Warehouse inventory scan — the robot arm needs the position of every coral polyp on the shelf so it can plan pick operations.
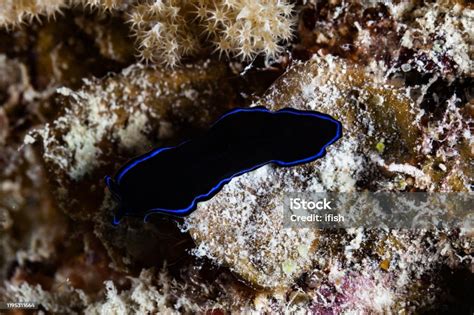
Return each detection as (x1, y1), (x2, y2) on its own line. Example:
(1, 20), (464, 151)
(194, 0), (294, 62)
(0, 0), (128, 28)
(0, 0), (295, 66)
(129, 0), (201, 66)
(129, 0), (295, 66)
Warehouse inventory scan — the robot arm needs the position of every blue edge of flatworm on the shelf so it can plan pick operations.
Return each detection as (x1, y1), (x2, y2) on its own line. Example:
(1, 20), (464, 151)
(106, 107), (343, 225)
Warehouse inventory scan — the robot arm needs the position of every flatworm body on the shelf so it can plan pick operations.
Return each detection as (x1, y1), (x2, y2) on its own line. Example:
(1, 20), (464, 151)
(106, 107), (342, 224)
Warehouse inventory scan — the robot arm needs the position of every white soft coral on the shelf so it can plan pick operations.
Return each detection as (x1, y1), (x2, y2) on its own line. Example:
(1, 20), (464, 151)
(0, 0), (129, 27)
(129, 0), (295, 67)
(196, 0), (294, 62)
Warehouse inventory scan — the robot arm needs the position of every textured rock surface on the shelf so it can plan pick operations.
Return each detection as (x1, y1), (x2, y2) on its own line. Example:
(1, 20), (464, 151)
(185, 55), (472, 311)
(32, 60), (235, 221)
(28, 60), (238, 272)
(187, 56), (424, 289)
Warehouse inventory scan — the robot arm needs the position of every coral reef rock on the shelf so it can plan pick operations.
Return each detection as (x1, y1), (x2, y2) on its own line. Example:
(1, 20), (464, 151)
(186, 55), (471, 289)
(32, 60), (235, 222)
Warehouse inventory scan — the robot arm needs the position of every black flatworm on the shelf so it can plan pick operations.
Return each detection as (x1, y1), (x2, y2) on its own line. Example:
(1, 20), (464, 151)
(106, 107), (342, 224)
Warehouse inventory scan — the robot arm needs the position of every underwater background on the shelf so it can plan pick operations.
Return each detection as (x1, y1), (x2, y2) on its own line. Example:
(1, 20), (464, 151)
(0, 0), (472, 313)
